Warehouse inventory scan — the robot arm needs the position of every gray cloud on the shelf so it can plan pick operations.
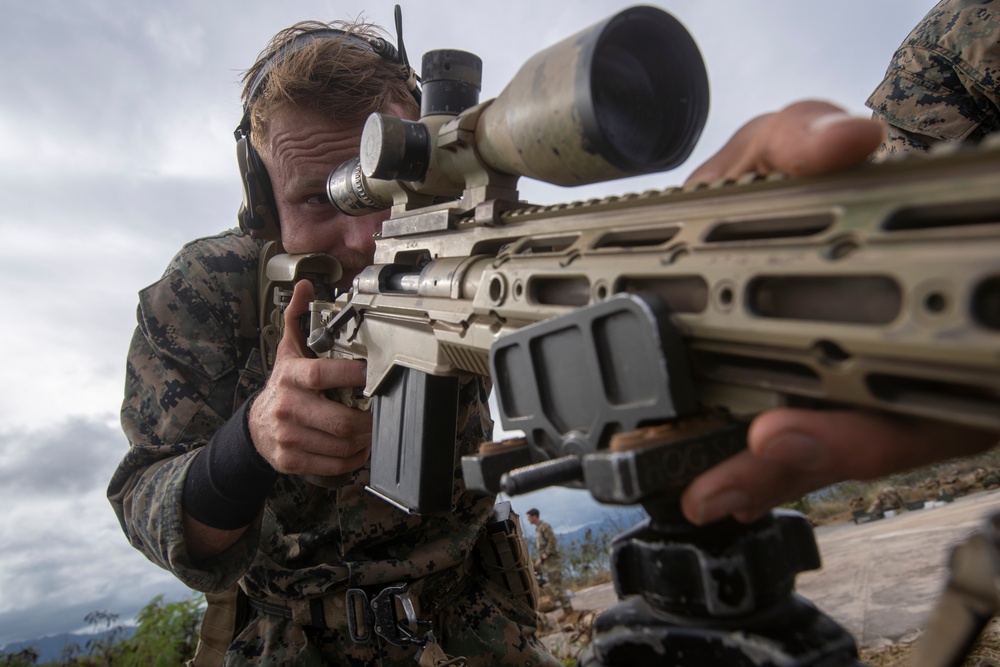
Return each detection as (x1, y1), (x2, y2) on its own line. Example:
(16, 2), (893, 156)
(0, 416), (122, 497)
(0, 415), (193, 646)
(0, 170), (240, 251)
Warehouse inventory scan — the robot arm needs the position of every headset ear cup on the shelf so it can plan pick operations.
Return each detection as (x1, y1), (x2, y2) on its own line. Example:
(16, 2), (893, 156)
(236, 135), (280, 240)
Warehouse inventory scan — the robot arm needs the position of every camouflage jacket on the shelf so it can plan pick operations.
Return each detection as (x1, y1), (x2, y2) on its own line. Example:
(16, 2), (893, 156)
(867, 0), (1000, 158)
(534, 521), (559, 560)
(107, 228), (496, 601)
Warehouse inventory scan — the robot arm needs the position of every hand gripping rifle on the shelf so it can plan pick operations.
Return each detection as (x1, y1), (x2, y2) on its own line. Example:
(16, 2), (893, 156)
(261, 6), (1000, 665)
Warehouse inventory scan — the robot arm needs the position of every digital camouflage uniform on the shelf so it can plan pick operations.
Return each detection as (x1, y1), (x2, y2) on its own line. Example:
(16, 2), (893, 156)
(533, 520), (570, 611)
(867, 0), (1000, 159)
(107, 229), (558, 666)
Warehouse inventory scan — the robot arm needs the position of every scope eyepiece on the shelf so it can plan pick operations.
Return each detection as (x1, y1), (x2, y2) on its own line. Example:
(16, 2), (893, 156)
(326, 157), (384, 216)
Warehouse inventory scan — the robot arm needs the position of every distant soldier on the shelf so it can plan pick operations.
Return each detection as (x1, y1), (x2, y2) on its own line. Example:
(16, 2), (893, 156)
(527, 509), (573, 619)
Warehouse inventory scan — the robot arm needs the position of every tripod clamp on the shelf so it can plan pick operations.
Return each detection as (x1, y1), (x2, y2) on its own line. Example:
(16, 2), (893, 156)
(462, 293), (865, 666)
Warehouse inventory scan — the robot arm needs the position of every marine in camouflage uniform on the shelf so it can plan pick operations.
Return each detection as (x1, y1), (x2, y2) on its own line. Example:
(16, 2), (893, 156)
(867, 0), (1000, 159)
(108, 11), (559, 667)
(526, 510), (571, 615)
(107, 229), (557, 666)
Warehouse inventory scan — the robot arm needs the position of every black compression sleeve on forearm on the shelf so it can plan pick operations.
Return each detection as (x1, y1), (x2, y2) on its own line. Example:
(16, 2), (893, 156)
(182, 393), (278, 530)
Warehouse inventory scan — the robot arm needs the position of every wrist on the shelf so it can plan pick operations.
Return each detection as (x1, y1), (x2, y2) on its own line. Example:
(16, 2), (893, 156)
(182, 391), (278, 530)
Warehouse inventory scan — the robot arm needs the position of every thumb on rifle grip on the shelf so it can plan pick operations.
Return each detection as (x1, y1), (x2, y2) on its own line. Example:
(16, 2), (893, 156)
(277, 280), (316, 359)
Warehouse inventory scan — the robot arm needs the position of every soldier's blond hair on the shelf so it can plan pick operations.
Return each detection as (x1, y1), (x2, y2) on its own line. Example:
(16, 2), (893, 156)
(241, 19), (420, 158)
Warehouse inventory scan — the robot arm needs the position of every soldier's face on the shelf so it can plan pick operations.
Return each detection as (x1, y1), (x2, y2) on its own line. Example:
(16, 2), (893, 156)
(264, 105), (405, 290)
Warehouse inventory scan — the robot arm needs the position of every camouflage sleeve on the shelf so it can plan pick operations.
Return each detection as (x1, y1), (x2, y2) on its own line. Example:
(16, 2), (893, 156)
(107, 231), (264, 593)
(866, 0), (1000, 160)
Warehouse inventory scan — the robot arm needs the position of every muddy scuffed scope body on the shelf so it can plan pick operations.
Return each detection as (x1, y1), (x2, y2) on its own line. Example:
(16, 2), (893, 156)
(326, 5), (710, 217)
(475, 5), (709, 185)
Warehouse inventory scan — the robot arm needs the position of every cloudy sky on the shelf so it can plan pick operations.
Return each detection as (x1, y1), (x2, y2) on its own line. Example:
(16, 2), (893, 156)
(0, 0), (935, 646)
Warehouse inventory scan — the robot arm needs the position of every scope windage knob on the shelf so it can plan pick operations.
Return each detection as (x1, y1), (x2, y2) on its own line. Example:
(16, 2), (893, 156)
(420, 49), (483, 116)
(360, 113), (430, 181)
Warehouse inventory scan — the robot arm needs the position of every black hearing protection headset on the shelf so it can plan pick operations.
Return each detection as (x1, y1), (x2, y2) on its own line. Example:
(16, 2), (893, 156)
(234, 8), (419, 240)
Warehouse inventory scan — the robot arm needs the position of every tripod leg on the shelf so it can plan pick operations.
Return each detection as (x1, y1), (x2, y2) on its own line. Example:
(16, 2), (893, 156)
(580, 511), (863, 667)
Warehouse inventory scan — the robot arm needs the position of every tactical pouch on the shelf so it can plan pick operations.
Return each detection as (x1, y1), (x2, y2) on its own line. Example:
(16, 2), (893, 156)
(188, 585), (250, 667)
(475, 501), (539, 611)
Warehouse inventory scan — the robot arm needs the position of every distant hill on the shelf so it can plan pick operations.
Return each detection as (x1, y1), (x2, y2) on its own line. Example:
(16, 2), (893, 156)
(522, 504), (647, 559)
(557, 507), (646, 545)
(2, 627), (133, 664)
